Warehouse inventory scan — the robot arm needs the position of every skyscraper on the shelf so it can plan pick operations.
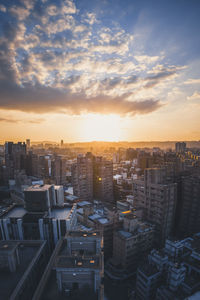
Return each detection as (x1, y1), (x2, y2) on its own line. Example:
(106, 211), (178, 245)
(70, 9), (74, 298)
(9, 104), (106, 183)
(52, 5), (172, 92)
(175, 142), (186, 153)
(51, 156), (66, 185)
(5, 142), (27, 179)
(93, 156), (113, 203)
(72, 154), (114, 203)
(26, 139), (30, 148)
(133, 168), (177, 245)
(177, 174), (200, 238)
(72, 155), (93, 202)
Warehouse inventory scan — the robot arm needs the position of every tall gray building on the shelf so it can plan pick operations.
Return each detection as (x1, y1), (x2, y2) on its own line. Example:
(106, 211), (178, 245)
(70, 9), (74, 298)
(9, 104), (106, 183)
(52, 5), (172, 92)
(51, 156), (66, 185)
(177, 175), (200, 238)
(133, 168), (177, 245)
(72, 155), (93, 202)
(72, 154), (113, 203)
(93, 156), (113, 203)
(175, 142), (186, 153)
(5, 142), (27, 179)
(33, 231), (104, 300)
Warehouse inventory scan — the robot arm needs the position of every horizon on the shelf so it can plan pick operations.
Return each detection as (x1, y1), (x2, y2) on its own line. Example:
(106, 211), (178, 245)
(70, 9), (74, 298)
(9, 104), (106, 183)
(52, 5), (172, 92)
(1, 139), (200, 145)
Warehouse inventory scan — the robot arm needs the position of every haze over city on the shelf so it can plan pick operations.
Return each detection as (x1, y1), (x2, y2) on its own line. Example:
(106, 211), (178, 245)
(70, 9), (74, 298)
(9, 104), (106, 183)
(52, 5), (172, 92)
(0, 0), (200, 142)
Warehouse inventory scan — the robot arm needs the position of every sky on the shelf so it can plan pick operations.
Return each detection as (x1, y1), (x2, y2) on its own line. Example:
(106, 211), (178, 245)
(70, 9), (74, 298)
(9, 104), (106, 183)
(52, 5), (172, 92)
(0, 0), (200, 142)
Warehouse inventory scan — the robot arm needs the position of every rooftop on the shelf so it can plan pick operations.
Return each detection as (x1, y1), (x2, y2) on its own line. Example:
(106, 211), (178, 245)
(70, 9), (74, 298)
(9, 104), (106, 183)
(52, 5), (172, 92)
(2, 205), (26, 219)
(25, 184), (52, 192)
(89, 213), (101, 221)
(65, 194), (79, 201)
(55, 256), (100, 269)
(77, 201), (91, 207)
(66, 231), (101, 238)
(118, 230), (132, 239)
(0, 240), (18, 253)
(0, 240), (45, 300)
(138, 263), (160, 277)
(49, 207), (71, 220)
(97, 218), (109, 225)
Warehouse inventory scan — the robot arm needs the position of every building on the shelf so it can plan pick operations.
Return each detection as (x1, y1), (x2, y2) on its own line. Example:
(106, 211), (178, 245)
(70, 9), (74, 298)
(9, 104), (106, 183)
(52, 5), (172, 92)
(32, 231), (104, 300)
(37, 155), (50, 179)
(24, 184), (56, 213)
(72, 154), (113, 203)
(72, 155), (93, 202)
(76, 201), (121, 259)
(0, 203), (77, 250)
(93, 156), (113, 203)
(54, 185), (64, 206)
(136, 263), (161, 300)
(5, 142), (27, 180)
(137, 151), (154, 171)
(106, 213), (154, 279)
(0, 240), (47, 300)
(177, 175), (200, 238)
(135, 233), (200, 300)
(51, 156), (66, 185)
(133, 168), (177, 245)
(26, 139), (30, 148)
(0, 185), (77, 250)
(175, 142), (186, 153)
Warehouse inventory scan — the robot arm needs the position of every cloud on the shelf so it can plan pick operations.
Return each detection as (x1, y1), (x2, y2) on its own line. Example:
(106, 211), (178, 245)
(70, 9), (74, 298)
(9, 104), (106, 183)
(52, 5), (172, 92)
(0, 118), (18, 123)
(187, 91), (200, 101)
(134, 55), (161, 64)
(0, 5), (6, 12)
(84, 12), (98, 25)
(144, 65), (184, 88)
(0, 77), (162, 116)
(0, 0), (184, 118)
(9, 5), (30, 21)
(184, 78), (200, 85)
(0, 117), (44, 124)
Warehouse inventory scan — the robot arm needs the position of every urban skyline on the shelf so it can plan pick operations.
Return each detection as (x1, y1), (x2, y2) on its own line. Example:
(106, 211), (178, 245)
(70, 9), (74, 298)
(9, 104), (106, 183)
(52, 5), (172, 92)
(0, 0), (200, 142)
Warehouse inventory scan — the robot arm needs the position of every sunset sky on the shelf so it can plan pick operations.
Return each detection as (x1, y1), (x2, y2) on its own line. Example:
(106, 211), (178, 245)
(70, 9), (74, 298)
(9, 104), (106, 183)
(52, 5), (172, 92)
(0, 0), (200, 142)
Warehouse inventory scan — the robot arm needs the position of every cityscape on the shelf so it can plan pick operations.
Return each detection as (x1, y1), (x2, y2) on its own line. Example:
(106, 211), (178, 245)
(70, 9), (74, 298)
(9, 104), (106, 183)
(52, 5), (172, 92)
(0, 0), (200, 300)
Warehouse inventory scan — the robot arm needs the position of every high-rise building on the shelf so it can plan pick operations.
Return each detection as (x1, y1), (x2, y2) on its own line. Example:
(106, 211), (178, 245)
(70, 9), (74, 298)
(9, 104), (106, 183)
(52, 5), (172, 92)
(5, 142), (26, 179)
(72, 154), (113, 203)
(24, 184), (55, 213)
(137, 152), (154, 171)
(60, 139), (63, 147)
(54, 185), (64, 206)
(0, 190), (77, 249)
(177, 175), (200, 238)
(72, 155), (93, 202)
(51, 156), (66, 185)
(175, 142), (186, 153)
(37, 155), (49, 179)
(32, 231), (104, 300)
(26, 139), (30, 148)
(133, 168), (177, 245)
(136, 234), (200, 300)
(0, 240), (48, 300)
(93, 156), (113, 203)
(112, 213), (155, 274)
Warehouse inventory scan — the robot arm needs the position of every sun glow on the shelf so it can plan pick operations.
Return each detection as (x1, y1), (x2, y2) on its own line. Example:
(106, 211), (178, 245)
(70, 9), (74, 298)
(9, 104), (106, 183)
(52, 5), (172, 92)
(80, 114), (122, 141)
